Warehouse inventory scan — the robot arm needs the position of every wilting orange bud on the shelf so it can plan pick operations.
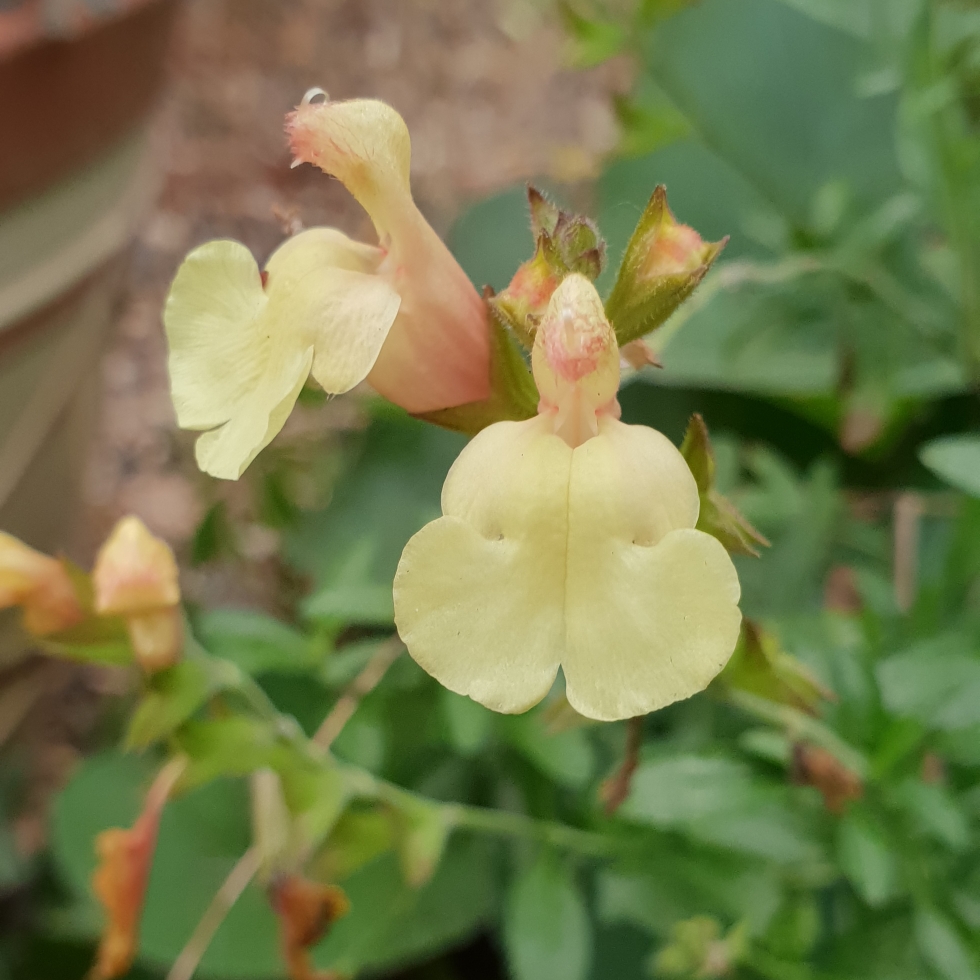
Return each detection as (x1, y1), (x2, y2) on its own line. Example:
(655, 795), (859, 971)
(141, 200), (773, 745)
(792, 743), (863, 814)
(90, 758), (184, 980)
(269, 874), (350, 980)
(0, 532), (83, 636)
(93, 517), (182, 672)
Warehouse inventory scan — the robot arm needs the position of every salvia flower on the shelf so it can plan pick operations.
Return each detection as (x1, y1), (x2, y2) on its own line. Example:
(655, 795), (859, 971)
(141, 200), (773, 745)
(165, 94), (489, 479)
(393, 274), (742, 722)
(92, 517), (182, 673)
(0, 532), (83, 636)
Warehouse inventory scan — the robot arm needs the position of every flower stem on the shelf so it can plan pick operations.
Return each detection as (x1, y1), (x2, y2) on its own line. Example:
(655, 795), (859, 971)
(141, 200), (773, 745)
(166, 847), (261, 980)
(445, 802), (619, 858)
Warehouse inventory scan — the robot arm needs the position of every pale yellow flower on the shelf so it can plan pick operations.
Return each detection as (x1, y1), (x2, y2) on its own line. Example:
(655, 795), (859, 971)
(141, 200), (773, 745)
(0, 532), (83, 636)
(165, 96), (489, 480)
(93, 517), (182, 672)
(393, 275), (742, 721)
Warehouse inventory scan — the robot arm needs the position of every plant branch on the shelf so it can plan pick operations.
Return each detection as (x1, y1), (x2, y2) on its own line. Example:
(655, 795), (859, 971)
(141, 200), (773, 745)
(446, 802), (620, 858)
(312, 636), (404, 751)
(600, 715), (645, 815)
(166, 847), (261, 980)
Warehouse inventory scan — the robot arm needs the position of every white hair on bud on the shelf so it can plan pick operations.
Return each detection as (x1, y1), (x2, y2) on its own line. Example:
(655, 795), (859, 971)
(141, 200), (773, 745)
(301, 87), (329, 105)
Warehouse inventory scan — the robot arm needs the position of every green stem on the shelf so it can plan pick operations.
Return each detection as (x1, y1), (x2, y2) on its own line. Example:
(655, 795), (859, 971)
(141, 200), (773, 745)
(343, 766), (619, 858)
(446, 803), (619, 858)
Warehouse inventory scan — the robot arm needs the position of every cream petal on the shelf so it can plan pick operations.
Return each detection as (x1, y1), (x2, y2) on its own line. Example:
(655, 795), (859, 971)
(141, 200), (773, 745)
(563, 527), (742, 721)
(394, 415), (740, 720)
(165, 239), (267, 430)
(394, 417), (570, 713)
(262, 228), (400, 394)
(165, 229), (400, 479)
(194, 344), (314, 480)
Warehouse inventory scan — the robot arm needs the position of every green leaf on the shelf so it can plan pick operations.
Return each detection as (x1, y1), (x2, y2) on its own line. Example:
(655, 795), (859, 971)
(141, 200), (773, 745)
(392, 796), (451, 888)
(920, 435), (980, 498)
(502, 711), (596, 789)
(621, 754), (819, 863)
(504, 853), (592, 980)
(284, 413), (463, 609)
(125, 658), (222, 750)
(196, 608), (321, 675)
(40, 614), (133, 666)
(620, 755), (756, 825)
(876, 634), (980, 730)
(894, 779), (970, 852)
(681, 414), (769, 557)
(836, 811), (900, 906)
(915, 907), (980, 980)
(440, 688), (493, 756)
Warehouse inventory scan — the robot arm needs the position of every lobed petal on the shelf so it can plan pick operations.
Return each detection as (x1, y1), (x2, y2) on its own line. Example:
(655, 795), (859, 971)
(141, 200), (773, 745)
(165, 230), (399, 480)
(394, 417), (569, 713)
(286, 98), (412, 241)
(394, 416), (741, 721)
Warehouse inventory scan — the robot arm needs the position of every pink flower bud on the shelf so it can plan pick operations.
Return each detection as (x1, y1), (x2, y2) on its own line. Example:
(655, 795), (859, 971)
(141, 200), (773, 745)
(0, 532), (83, 636)
(93, 517), (182, 672)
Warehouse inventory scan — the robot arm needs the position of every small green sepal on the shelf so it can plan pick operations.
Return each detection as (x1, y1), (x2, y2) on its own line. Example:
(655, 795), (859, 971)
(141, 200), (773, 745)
(680, 414), (768, 558)
(489, 186), (606, 346)
(718, 619), (833, 716)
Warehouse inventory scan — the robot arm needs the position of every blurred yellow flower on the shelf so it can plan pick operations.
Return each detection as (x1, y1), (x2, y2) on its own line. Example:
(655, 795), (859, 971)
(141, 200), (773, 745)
(0, 532), (83, 636)
(93, 516), (182, 672)
(165, 95), (489, 480)
(394, 275), (742, 721)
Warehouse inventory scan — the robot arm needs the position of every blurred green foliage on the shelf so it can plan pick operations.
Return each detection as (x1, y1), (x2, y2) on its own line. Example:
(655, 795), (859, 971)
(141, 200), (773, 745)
(6, 1), (980, 979)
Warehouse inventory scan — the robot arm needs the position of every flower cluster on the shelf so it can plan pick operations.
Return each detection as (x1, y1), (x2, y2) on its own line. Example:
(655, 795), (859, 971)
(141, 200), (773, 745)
(162, 92), (748, 721)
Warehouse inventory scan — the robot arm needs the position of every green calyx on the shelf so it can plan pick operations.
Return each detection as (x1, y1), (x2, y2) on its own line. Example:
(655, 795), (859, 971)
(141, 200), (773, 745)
(490, 186), (606, 347)
(606, 185), (726, 347)
(680, 414), (768, 558)
(413, 315), (539, 437)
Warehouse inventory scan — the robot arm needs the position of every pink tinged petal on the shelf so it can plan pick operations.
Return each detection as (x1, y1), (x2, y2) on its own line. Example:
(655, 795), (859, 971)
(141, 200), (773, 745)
(286, 98), (412, 241)
(285, 96), (490, 414)
(367, 217), (491, 413)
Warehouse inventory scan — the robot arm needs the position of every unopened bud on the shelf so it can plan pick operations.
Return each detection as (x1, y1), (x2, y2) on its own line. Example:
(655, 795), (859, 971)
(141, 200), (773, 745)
(532, 274), (620, 447)
(606, 186), (726, 347)
(0, 532), (83, 636)
(490, 187), (605, 344)
(93, 518), (182, 672)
